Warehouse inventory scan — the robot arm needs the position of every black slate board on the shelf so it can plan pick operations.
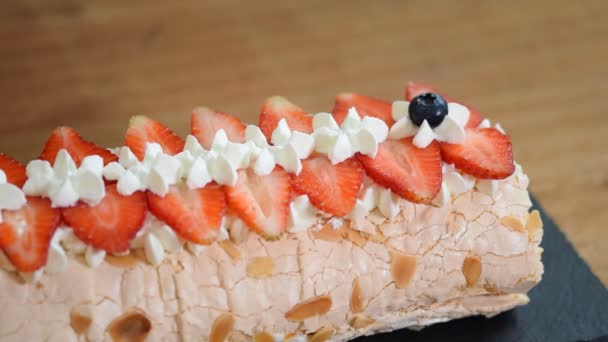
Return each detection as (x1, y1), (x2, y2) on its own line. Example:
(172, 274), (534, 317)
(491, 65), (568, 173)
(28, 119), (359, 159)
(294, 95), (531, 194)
(355, 196), (608, 342)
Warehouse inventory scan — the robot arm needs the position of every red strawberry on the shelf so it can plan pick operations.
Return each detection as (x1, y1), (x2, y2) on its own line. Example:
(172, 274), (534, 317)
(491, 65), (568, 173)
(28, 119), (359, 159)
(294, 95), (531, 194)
(125, 116), (185, 160)
(405, 82), (484, 128)
(440, 128), (514, 179)
(225, 168), (291, 238)
(147, 184), (225, 244)
(0, 153), (27, 187)
(291, 156), (363, 216)
(332, 93), (394, 125)
(61, 184), (147, 253)
(259, 96), (313, 140)
(0, 197), (60, 272)
(40, 127), (118, 166)
(191, 107), (246, 149)
(358, 139), (442, 204)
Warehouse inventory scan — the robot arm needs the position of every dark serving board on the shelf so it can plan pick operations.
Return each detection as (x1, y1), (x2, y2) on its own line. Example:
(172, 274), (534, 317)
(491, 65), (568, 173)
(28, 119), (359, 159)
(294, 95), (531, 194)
(355, 196), (608, 342)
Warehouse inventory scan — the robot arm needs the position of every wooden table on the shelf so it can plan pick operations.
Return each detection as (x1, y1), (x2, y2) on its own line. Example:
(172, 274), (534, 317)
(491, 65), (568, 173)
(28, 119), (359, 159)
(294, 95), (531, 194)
(1, 0), (606, 284)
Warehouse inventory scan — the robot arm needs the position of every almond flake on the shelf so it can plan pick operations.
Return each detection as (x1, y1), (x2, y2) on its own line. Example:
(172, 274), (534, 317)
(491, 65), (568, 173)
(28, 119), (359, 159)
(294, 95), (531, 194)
(350, 277), (365, 313)
(526, 210), (543, 240)
(254, 332), (275, 342)
(247, 257), (274, 279)
(106, 254), (141, 268)
(219, 240), (241, 261)
(209, 313), (234, 342)
(500, 215), (526, 233)
(463, 255), (482, 287)
(70, 308), (91, 335)
(309, 326), (335, 342)
(107, 311), (151, 342)
(349, 314), (375, 329)
(346, 229), (366, 247)
(285, 295), (332, 322)
(389, 250), (417, 288)
(310, 224), (344, 242)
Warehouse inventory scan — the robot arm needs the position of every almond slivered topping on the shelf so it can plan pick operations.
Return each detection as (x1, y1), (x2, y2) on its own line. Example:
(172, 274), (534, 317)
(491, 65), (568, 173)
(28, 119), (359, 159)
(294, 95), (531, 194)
(310, 224), (344, 242)
(309, 326), (335, 342)
(70, 309), (92, 335)
(500, 215), (526, 233)
(247, 257), (274, 279)
(209, 313), (234, 342)
(350, 314), (375, 329)
(254, 332), (275, 342)
(390, 250), (417, 288)
(219, 240), (241, 261)
(350, 277), (365, 313)
(526, 210), (543, 239)
(346, 229), (366, 247)
(107, 311), (151, 342)
(106, 254), (141, 268)
(285, 295), (332, 322)
(463, 255), (482, 287)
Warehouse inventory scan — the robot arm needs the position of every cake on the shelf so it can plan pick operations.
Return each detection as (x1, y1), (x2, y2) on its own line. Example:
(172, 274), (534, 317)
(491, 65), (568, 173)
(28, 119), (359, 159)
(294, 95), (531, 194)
(0, 82), (543, 341)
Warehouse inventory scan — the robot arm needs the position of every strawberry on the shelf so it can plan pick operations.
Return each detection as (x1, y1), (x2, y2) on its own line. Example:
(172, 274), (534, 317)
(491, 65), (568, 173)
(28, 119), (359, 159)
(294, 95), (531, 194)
(405, 82), (484, 128)
(40, 127), (118, 166)
(147, 183), (225, 244)
(259, 96), (313, 140)
(191, 107), (246, 149)
(440, 128), (514, 179)
(0, 153), (27, 187)
(0, 197), (60, 272)
(291, 156), (363, 216)
(358, 139), (442, 204)
(332, 93), (394, 125)
(225, 168), (291, 238)
(61, 184), (147, 253)
(125, 116), (185, 160)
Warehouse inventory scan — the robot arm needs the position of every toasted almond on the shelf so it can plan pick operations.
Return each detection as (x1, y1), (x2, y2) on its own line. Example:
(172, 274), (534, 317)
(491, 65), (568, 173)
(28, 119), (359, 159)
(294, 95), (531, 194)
(500, 215), (526, 233)
(254, 332), (275, 342)
(107, 311), (151, 342)
(310, 224), (344, 242)
(106, 254), (141, 268)
(390, 250), (417, 288)
(346, 229), (366, 247)
(284, 332), (298, 341)
(308, 326), (335, 342)
(247, 257), (274, 279)
(526, 210), (543, 239)
(70, 308), (91, 335)
(483, 283), (499, 294)
(350, 277), (365, 313)
(285, 295), (332, 322)
(349, 314), (375, 329)
(219, 240), (241, 261)
(463, 255), (482, 287)
(209, 313), (234, 342)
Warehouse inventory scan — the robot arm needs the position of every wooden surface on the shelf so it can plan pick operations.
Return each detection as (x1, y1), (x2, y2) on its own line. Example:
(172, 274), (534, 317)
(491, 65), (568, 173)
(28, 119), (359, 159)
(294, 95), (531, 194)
(0, 0), (607, 284)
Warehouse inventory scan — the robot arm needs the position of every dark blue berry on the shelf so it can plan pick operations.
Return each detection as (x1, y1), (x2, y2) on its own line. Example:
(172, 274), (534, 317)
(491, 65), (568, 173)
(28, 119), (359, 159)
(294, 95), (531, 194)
(408, 93), (448, 128)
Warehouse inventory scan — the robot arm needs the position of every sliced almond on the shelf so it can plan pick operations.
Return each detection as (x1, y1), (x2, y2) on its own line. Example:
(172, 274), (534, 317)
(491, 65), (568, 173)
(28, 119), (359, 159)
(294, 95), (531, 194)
(106, 254), (141, 268)
(526, 210), (543, 239)
(349, 314), (375, 329)
(350, 277), (365, 313)
(107, 311), (151, 342)
(346, 229), (366, 247)
(308, 326), (335, 342)
(247, 257), (274, 279)
(254, 332), (275, 342)
(285, 295), (332, 322)
(209, 313), (234, 342)
(219, 240), (241, 261)
(389, 250), (417, 288)
(310, 224), (344, 242)
(463, 255), (482, 287)
(70, 308), (92, 335)
(284, 332), (298, 341)
(500, 215), (526, 233)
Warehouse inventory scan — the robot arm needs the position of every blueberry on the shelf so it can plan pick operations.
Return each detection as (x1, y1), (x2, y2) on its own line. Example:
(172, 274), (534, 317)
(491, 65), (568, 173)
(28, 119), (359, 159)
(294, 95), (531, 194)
(408, 93), (448, 128)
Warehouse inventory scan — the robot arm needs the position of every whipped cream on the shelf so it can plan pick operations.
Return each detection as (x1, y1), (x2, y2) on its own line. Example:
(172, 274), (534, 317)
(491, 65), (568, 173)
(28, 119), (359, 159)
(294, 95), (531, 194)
(432, 164), (477, 207)
(131, 213), (183, 265)
(389, 101), (470, 148)
(479, 118), (506, 134)
(0, 169), (27, 223)
(288, 194), (319, 233)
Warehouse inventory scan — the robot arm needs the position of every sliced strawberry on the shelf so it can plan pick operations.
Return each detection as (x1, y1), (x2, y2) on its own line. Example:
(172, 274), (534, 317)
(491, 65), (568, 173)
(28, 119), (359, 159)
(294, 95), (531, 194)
(0, 154), (27, 187)
(40, 126), (118, 166)
(358, 139), (442, 204)
(191, 107), (246, 149)
(291, 156), (363, 216)
(125, 116), (185, 160)
(225, 168), (290, 238)
(332, 93), (394, 125)
(440, 128), (514, 179)
(0, 197), (60, 272)
(259, 96), (313, 140)
(147, 184), (225, 244)
(61, 184), (147, 253)
(405, 82), (484, 128)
